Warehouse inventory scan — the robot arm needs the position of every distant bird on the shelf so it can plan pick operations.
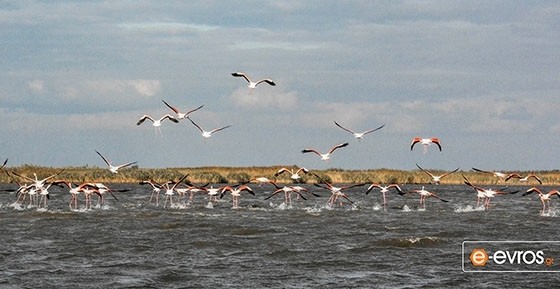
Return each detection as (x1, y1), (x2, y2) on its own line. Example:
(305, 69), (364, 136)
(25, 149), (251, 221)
(334, 121), (385, 140)
(416, 163), (459, 185)
(95, 150), (137, 174)
(301, 142), (349, 161)
(136, 114), (179, 136)
(231, 72), (276, 93)
(274, 167), (309, 183)
(472, 168), (508, 180)
(365, 183), (402, 205)
(523, 187), (560, 214)
(410, 137), (442, 153)
(187, 117), (231, 139)
(250, 177), (274, 185)
(505, 173), (542, 185)
(403, 186), (448, 209)
(220, 184), (255, 209)
(162, 100), (204, 120)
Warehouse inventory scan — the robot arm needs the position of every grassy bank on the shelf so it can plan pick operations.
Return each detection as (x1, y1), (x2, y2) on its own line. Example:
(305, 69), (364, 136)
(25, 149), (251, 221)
(2, 165), (559, 186)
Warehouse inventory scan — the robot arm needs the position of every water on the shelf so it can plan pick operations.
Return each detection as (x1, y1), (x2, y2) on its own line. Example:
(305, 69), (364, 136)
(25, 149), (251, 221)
(1, 184), (559, 288)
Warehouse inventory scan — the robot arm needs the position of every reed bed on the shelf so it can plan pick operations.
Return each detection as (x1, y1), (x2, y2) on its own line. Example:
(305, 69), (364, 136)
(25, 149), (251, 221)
(1, 165), (559, 186)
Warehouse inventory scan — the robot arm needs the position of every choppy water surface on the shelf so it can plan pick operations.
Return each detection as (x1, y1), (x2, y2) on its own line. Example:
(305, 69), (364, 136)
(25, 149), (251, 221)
(1, 183), (559, 288)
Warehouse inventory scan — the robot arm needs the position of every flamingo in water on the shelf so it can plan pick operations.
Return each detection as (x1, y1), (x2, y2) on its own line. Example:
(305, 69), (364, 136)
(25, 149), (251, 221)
(313, 180), (366, 208)
(463, 174), (518, 210)
(220, 185), (255, 209)
(140, 180), (163, 206)
(401, 186), (449, 209)
(523, 187), (560, 214)
(365, 183), (402, 206)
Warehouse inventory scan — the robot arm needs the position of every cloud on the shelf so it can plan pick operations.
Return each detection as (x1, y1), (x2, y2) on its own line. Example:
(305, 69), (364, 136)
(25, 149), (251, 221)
(27, 80), (45, 94)
(118, 22), (219, 34)
(129, 80), (161, 97)
(228, 87), (298, 110)
(228, 41), (324, 51)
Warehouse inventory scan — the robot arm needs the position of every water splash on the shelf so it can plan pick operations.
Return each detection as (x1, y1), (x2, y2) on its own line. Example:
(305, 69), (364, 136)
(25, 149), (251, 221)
(454, 204), (485, 213)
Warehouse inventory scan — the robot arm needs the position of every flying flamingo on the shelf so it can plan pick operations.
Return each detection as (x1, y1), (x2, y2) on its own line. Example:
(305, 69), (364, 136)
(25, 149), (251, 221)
(410, 137), (442, 153)
(187, 117), (231, 139)
(333, 121), (385, 140)
(136, 114), (179, 136)
(523, 187), (560, 214)
(472, 167), (508, 180)
(161, 100), (204, 120)
(416, 163), (459, 185)
(365, 183), (402, 206)
(220, 184), (255, 209)
(302, 142), (349, 161)
(505, 173), (542, 185)
(231, 72), (276, 94)
(274, 167), (309, 183)
(95, 150), (137, 174)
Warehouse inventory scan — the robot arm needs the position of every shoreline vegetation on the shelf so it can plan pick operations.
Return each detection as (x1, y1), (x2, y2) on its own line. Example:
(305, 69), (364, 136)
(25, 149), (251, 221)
(2, 165), (560, 186)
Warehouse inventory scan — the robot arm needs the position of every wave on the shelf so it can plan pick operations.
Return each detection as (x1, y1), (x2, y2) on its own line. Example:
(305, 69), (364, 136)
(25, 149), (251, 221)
(373, 236), (441, 248)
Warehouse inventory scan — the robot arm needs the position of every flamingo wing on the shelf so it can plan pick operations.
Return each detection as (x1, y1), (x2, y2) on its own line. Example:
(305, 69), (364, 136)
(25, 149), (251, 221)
(362, 124), (386, 135)
(256, 79), (276, 86)
(334, 121), (356, 135)
(231, 72), (251, 83)
(329, 142), (349, 154)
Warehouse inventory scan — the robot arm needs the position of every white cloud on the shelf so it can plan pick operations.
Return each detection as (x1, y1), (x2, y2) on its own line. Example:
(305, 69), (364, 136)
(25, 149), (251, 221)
(118, 22), (219, 34)
(27, 80), (45, 94)
(129, 80), (161, 97)
(228, 87), (298, 110)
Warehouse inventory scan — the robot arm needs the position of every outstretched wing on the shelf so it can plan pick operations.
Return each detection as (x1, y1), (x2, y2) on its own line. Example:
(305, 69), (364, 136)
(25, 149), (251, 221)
(362, 124), (386, 135)
(187, 117), (205, 133)
(95, 150), (111, 166)
(231, 72), (251, 83)
(334, 121), (356, 134)
(329, 142), (349, 154)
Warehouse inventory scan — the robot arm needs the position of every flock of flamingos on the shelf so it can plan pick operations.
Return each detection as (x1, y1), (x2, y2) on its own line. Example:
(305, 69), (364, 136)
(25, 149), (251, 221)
(1, 72), (557, 214)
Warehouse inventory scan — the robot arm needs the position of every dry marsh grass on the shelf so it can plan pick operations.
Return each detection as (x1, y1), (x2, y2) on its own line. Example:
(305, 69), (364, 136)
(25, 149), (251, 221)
(2, 165), (559, 186)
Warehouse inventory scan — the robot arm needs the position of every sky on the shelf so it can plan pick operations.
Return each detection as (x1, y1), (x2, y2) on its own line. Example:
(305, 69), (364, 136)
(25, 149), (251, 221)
(1, 0), (559, 171)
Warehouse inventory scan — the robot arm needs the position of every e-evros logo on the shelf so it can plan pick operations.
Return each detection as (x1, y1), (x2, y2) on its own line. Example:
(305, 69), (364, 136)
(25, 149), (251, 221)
(462, 241), (559, 272)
